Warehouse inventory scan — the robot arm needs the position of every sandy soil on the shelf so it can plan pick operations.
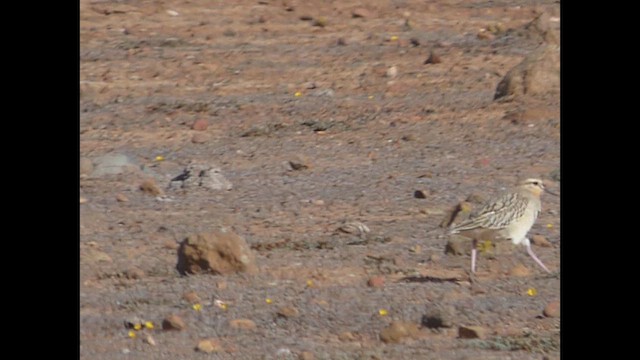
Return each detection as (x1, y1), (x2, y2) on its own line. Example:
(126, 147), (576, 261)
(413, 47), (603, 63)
(80, 0), (560, 359)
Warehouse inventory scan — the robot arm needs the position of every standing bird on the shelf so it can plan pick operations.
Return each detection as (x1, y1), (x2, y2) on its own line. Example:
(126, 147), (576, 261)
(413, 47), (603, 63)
(449, 178), (555, 273)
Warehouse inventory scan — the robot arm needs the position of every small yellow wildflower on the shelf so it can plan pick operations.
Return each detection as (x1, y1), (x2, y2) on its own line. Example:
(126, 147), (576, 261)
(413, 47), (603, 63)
(294, 91), (302, 97)
(193, 303), (202, 311)
(133, 323), (142, 331)
(390, 36), (399, 41)
(155, 155), (164, 161)
(265, 298), (273, 304)
(546, 224), (553, 228)
(477, 240), (493, 254)
(526, 288), (538, 296)
(306, 280), (314, 287)
(379, 309), (388, 316)
(144, 321), (154, 329)
(368, 95), (374, 99)
(128, 330), (136, 338)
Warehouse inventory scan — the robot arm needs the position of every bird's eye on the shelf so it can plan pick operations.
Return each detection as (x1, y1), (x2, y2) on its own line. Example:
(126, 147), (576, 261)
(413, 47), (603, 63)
(532, 181), (539, 185)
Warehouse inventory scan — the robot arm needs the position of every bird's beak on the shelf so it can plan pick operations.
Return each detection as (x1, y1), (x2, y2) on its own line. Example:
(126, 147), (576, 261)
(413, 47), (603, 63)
(544, 188), (559, 196)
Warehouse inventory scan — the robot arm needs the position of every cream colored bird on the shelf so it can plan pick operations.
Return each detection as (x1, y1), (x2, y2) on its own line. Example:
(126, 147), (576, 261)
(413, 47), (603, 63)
(450, 178), (555, 273)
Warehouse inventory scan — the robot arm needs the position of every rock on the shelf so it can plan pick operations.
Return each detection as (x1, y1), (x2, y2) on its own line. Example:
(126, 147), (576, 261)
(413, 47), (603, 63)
(312, 17), (328, 27)
(379, 321), (420, 343)
(162, 315), (186, 331)
(170, 163), (232, 191)
(85, 249), (112, 263)
(414, 190), (429, 199)
(80, 197), (88, 204)
(115, 193), (129, 202)
(543, 301), (560, 318)
(299, 351), (315, 360)
(80, 157), (94, 176)
(424, 51), (441, 64)
(144, 334), (156, 346)
(386, 66), (398, 78)
(191, 133), (209, 144)
(367, 276), (385, 288)
(182, 291), (201, 304)
(140, 179), (164, 196)
(410, 38), (420, 47)
(288, 155), (311, 170)
(531, 234), (552, 247)
(477, 30), (494, 40)
(229, 319), (257, 331)
(177, 229), (258, 275)
(124, 267), (145, 279)
(92, 153), (138, 177)
(277, 306), (300, 318)
(494, 44), (560, 100)
(458, 325), (487, 339)
(351, 8), (371, 18)
(336, 38), (347, 46)
(422, 305), (455, 328)
(196, 339), (222, 353)
(192, 119), (208, 131)
(338, 331), (356, 342)
(509, 264), (531, 277)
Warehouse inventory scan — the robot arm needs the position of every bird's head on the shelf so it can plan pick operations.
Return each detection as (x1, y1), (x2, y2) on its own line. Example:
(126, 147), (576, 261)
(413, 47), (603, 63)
(519, 178), (557, 196)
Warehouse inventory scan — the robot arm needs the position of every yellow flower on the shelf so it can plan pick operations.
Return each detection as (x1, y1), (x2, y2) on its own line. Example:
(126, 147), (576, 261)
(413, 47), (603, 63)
(155, 155), (164, 161)
(390, 36), (399, 41)
(306, 280), (314, 287)
(368, 95), (374, 99)
(128, 330), (136, 338)
(144, 321), (154, 329)
(133, 323), (142, 330)
(294, 91), (302, 97)
(546, 224), (553, 228)
(193, 303), (202, 311)
(526, 288), (537, 296)
(477, 240), (493, 254)
(379, 309), (388, 316)
(265, 298), (273, 304)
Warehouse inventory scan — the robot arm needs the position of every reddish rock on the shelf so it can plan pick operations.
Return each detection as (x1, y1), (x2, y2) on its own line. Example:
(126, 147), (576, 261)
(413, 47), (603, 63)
(509, 264), (531, 277)
(543, 301), (560, 318)
(192, 119), (208, 131)
(531, 234), (552, 247)
(379, 321), (420, 343)
(229, 319), (257, 331)
(351, 8), (371, 18)
(458, 325), (487, 339)
(367, 276), (385, 288)
(177, 229), (258, 275)
(162, 315), (186, 331)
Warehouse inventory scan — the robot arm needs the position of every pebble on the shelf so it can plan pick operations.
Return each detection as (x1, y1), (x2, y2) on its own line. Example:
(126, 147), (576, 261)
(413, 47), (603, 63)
(367, 276), (385, 288)
(338, 331), (356, 342)
(531, 234), (552, 247)
(509, 264), (531, 277)
(140, 179), (164, 196)
(191, 133), (209, 143)
(196, 339), (222, 353)
(414, 190), (429, 199)
(543, 301), (560, 318)
(80, 197), (88, 204)
(458, 325), (487, 339)
(352, 8), (371, 18)
(424, 51), (441, 64)
(277, 306), (300, 318)
(144, 334), (156, 346)
(116, 193), (129, 202)
(229, 319), (257, 331)
(182, 291), (201, 304)
(379, 321), (420, 343)
(124, 267), (145, 279)
(386, 66), (398, 78)
(162, 315), (186, 331)
(192, 119), (208, 131)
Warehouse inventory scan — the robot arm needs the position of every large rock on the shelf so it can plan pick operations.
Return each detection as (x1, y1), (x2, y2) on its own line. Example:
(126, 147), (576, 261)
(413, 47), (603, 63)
(170, 163), (232, 191)
(494, 44), (560, 100)
(91, 153), (139, 177)
(177, 229), (258, 275)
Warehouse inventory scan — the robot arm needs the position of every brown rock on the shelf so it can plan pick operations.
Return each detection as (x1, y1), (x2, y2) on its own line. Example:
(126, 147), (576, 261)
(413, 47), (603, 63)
(338, 331), (356, 342)
(80, 157), (94, 176)
(80, 197), (88, 204)
(192, 119), (208, 131)
(85, 249), (112, 263)
(494, 44), (560, 100)
(312, 17), (328, 27)
(162, 315), (186, 331)
(182, 291), (201, 304)
(509, 264), (531, 277)
(379, 321), (420, 343)
(351, 8), (371, 18)
(277, 306), (300, 318)
(196, 339), (222, 353)
(422, 305), (455, 328)
(414, 190), (429, 199)
(458, 325), (487, 339)
(445, 235), (472, 256)
(177, 229), (258, 275)
(288, 155), (311, 170)
(229, 319), (257, 331)
(386, 66), (398, 78)
(424, 51), (441, 64)
(299, 351), (315, 360)
(543, 301), (560, 318)
(531, 234), (552, 247)
(116, 193), (129, 202)
(367, 276), (385, 288)
(124, 267), (145, 279)
(140, 179), (164, 196)
(191, 133), (209, 144)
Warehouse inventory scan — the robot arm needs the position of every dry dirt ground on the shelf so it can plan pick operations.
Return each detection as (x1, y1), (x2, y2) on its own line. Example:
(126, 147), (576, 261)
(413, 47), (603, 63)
(80, 0), (560, 359)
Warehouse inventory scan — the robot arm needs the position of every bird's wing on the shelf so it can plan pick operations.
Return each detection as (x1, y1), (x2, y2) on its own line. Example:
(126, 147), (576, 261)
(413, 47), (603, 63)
(450, 193), (528, 232)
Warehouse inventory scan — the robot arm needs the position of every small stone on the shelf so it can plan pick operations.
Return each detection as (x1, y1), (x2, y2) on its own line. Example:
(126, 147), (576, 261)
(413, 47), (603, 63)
(338, 331), (356, 342)
(166, 10), (179, 16)
(85, 249), (112, 263)
(429, 253), (441, 262)
(543, 301), (560, 318)
(445, 236), (472, 256)
(422, 305), (455, 328)
(410, 38), (420, 46)
(196, 339), (222, 353)
(477, 30), (495, 40)
(424, 51), (441, 64)
(509, 264), (531, 277)
(230, 319), (257, 331)
(162, 315), (186, 331)
(414, 190), (429, 199)
(80, 197), (88, 204)
(299, 15), (313, 21)
(352, 8), (371, 18)
(336, 38), (347, 46)
(299, 351), (315, 360)
(531, 234), (552, 247)
(116, 193), (129, 202)
(144, 334), (156, 346)
(277, 306), (300, 318)
(458, 325), (487, 339)
(217, 280), (228, 290)
(312, 17), (328, 27)
(191, 133), (209, 143)
(80, 157), (94, 176)
(192, 119), (208, 131)
(289, 155), (311, 170)
(124, 267), (145, 279)
(386, 66), (398, 78)
(367, 276), (385, 288)
(379, 321), (420, 343)
(183, 291), (201, 304)
(140, 179), (164, 196)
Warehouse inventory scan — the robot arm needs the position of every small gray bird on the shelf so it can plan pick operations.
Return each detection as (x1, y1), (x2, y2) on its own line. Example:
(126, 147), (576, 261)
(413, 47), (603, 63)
(450, 178), (555, 273)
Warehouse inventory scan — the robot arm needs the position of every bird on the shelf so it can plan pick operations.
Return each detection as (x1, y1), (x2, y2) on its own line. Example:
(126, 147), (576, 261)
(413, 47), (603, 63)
(449, 178), (555, 274)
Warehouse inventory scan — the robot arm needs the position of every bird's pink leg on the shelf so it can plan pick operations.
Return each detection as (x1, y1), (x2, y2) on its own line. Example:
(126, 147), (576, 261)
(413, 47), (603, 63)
(471, 239), (477, 273)
(526, 241), (551, 273)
